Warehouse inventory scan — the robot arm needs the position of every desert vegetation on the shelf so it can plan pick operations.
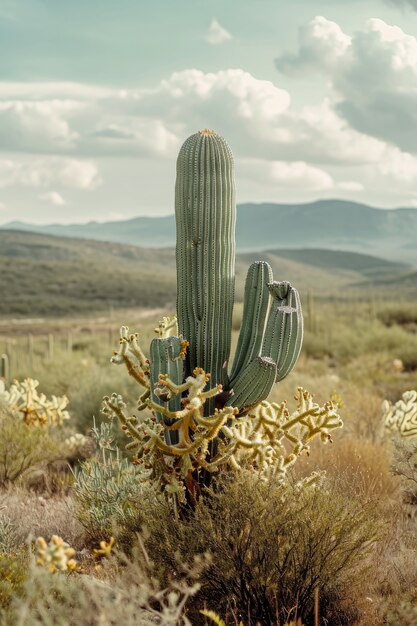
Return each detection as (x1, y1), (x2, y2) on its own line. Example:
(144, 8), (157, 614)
(0, 130), (416, 625)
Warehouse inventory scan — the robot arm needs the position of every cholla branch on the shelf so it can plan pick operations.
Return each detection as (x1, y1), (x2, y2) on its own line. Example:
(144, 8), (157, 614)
(154, 315), (179, 338)
(103, 369), (343, 499)
(218, 387), (343, 482)
(110, 326), (150, 389)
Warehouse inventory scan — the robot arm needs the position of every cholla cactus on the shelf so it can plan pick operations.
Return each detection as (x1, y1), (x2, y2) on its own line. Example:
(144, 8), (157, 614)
(382, 390), (417, 438)
(35, 535), (78, 573)
(0, 378), (70, 426)
(103, 377), (342, 501)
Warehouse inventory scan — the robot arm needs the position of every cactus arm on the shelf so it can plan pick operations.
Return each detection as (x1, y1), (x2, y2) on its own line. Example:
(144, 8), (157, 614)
(149, 336), (184, 445)
(229, 261), (273, 385)
(261, 281), (303, 382)
(226, 356), (277, 412)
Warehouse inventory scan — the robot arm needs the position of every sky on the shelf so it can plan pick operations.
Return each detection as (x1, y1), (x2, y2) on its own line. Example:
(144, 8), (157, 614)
(2, 0), (417, 224)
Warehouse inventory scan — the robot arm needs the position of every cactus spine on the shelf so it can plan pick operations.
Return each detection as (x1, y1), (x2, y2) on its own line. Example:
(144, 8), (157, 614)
(175, 129), (236, 413)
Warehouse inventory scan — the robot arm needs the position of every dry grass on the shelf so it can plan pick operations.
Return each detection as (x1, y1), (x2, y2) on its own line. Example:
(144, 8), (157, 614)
(0, 488), (85, 549)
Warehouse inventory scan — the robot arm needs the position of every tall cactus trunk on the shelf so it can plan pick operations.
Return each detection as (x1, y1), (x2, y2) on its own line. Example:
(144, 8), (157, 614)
(175, 129), (236, 414)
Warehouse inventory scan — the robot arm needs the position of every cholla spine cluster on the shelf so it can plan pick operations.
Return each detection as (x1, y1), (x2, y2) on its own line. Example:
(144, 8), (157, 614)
(35, 535), (78, 573)
(383, 390), (417, 438)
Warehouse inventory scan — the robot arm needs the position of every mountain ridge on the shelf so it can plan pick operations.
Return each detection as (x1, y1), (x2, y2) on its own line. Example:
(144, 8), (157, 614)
(2, 199), (416, 264)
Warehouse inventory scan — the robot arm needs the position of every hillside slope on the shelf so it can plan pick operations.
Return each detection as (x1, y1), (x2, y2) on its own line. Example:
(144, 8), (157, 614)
(0, 231), (412, 317)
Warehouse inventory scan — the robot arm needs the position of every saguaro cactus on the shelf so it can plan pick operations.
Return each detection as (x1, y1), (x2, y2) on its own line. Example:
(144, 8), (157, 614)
(174, 129), (303, 414)
(175, 129), (236, 411)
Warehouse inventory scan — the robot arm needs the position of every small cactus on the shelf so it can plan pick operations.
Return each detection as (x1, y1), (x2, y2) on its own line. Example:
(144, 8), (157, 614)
(0, 378), (70, 426)
(35, 535), (78, 573)
(383, 390), (417, 438)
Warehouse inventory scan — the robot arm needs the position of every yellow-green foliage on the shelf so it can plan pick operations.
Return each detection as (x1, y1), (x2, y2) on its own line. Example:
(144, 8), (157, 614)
(72, 421), (148, 540)
(0, 406), (68, 486)
(0, 379), (88, 486)
(2, 544), (206, 626)
(145, 472), (380, 626)
(0, 513), (18, 553)
(0, 548), (28, 609)
(392, 439), (417, 505)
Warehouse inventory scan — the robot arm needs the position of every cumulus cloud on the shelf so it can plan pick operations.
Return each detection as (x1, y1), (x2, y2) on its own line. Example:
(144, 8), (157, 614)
(337, 181), (364, 191)
(39, 191), (65, 206)
(3, 59), (417, 206)
(0, 157), (101, 189)
(0, 82), (180, 158)
(205, 19), (232, 45)
(0, 100), (80, 152)
(276, 16), (417, 153)
(240, 158), (334, 191)
(275, 16), (351, 74)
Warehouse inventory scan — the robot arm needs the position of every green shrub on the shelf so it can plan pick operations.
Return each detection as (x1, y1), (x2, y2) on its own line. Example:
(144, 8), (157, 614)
(72, 421), (150, 541)
(145, 473), (381, 626)
(0, 405), (68, 487)
(0, 548), (28, 609)
(0, 513), (18, 553)
(391, 439), (417, 505)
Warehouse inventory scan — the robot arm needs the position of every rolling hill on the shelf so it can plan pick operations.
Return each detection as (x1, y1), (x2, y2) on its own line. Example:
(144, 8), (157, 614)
(0, 230), (412, 317)
(2, 199), (417, 264)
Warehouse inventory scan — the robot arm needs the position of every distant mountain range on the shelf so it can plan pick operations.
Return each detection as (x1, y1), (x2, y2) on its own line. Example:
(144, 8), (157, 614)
(2, 199), (417, 264)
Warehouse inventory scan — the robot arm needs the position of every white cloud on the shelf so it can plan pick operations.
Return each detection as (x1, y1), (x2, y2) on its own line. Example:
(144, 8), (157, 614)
(90, 119), (179, 157)
(0, 100), (79, 152)
(337, 181), (364, 191)
(39, 191), (66, 206)
(0, 82), (113, 100)
(3, 59), (417, 208)
(205, 19), (232, 45)
(276, 16), (351, 74)
(0, 157), (101, 189)
(239, 158), (334, 191)
(277, 16), (417, 152)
